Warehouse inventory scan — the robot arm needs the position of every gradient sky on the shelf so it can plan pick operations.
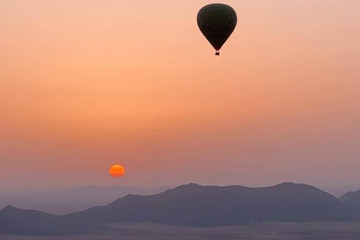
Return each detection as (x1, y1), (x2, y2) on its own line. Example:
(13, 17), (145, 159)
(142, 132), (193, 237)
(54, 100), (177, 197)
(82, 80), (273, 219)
(1, 0), (360, 189)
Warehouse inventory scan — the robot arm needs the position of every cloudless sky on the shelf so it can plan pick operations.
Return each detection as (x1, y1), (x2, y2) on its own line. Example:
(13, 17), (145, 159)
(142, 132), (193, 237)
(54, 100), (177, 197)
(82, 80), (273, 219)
(1, 0), (360, 189)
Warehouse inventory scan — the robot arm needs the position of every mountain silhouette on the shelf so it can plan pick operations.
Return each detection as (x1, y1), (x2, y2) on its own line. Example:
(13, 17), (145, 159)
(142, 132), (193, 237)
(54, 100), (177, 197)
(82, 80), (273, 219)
(339, 190), (360, 213)
(67, 182), (357, 227)
(0, 205), (105, 235)
(1, 182), (359, 234)
(0, 185), (167, 214)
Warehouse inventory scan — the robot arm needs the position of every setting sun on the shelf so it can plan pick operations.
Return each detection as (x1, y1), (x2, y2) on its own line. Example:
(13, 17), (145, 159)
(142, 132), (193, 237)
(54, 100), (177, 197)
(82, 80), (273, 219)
(109, 164), (126, 178)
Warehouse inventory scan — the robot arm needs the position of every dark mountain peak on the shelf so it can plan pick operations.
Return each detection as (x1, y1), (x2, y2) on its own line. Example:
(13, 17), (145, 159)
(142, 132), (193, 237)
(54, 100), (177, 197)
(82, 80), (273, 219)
(116, 193), (141, 201)
(276, 182), (298, 186)
(67, 181), (359, 228)
(170, 182), (322, 196)
(173, 183), (203, 190)
(1, 205), (19, 212)
(174, 182), (316, 191)
(339, 190), (360, 212)
(0, 205), (56, 218)
(157, 183), (205, 195)
(272, 182), (331, 194)
(107, 193), (147, 207)
(274, 182), (312, 188)
(147, 182), (332, 202)
(185, 182), (202, 187)
(106, 184), (206, 207)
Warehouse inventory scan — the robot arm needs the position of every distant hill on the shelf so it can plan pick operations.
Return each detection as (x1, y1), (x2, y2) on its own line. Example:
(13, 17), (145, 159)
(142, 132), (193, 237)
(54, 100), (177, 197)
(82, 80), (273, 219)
(0, 205), (105, 235)
(68, 182), (357, 227)
(1, 182), (359, 234)
(0, 185), (167, 214)
(339, 190), (360, 213)
(318, 185), (360, 197)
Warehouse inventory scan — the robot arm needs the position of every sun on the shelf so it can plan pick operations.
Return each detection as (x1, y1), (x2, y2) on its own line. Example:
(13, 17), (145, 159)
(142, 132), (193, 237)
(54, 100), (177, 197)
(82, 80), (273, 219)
(109, 164), (126, 177)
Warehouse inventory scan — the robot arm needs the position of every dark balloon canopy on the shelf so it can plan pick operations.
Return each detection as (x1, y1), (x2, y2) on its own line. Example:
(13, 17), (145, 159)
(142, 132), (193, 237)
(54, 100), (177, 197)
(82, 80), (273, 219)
(197, 3), (237, 55)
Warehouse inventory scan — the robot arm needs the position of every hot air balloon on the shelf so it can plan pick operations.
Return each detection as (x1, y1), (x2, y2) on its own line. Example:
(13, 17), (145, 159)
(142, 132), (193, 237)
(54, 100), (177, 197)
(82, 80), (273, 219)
(197, 3), (237, 56)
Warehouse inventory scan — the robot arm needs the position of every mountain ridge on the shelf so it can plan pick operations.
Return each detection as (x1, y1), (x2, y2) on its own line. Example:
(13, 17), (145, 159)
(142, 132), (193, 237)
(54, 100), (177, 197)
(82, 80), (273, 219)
(1, 182), (360, 234)
(0, 185), (168, 214)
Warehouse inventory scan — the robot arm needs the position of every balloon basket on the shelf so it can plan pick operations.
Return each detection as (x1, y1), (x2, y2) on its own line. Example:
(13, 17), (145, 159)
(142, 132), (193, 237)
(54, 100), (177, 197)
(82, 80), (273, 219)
(215, 51), (220, 56)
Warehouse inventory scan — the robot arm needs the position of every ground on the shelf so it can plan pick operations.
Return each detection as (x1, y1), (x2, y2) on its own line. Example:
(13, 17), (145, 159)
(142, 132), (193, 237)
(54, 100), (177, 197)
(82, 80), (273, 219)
(3, 222), (360, 240)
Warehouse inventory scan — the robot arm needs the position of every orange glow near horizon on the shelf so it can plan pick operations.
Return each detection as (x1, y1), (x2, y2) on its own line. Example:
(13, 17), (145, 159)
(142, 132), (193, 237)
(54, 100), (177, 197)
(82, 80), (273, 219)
(1, 0), (360, 189)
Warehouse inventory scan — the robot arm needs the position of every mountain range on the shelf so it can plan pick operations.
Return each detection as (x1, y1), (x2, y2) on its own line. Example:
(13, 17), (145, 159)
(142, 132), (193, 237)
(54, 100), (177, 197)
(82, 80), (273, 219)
(0, 185), (167, 214)
(1, 182), (360, 235)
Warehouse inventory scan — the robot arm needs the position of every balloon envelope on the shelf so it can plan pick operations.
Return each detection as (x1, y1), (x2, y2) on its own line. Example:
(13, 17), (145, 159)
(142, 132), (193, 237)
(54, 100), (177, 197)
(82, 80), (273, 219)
(197, 3), (237, 54)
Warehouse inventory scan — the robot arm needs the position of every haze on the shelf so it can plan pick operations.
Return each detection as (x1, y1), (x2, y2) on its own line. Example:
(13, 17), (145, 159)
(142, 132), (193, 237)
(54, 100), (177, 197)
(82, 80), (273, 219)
(1, 0), (360, 189)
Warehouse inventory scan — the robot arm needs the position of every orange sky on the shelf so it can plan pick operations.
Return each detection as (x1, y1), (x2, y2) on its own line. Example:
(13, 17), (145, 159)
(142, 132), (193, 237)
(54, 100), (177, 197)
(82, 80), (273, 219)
(1, 0), (360, 189)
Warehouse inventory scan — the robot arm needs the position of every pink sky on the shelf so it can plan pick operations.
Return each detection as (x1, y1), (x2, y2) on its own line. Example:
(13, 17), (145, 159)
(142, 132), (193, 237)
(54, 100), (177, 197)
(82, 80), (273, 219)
(1, 0), (360, 189)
